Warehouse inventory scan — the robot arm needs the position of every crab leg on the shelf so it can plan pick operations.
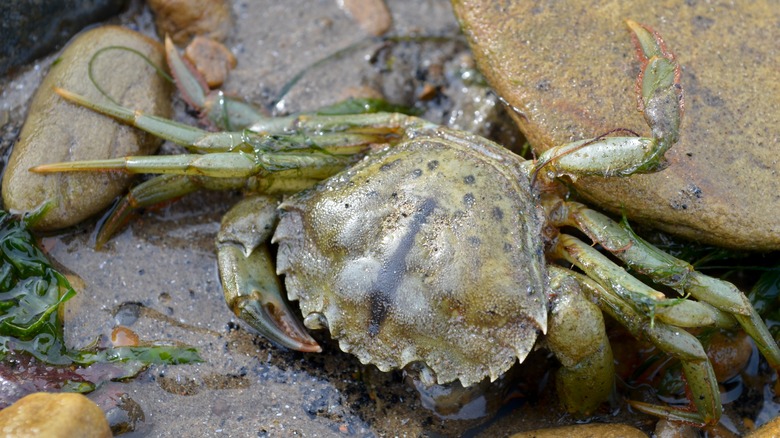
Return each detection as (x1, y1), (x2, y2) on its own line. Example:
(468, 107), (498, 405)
(96, 174), (204, 248)
(31, 89), (439, 243)
(560, 267), (721, 425)
(216, 195), (320, 352)
(82, 162), (358, 248)
(546, 266), (614, 416)
(43, 88), (405, 157)
(33, 148), (351, 179)
(551, 232), (739, 335)
(164, 36), (265, 131)
(534, 20), (682, 181)
(550, 199), (780, 369)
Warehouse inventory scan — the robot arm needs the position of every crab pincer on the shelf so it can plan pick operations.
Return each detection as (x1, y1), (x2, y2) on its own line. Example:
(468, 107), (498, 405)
(217, 195), (321, 352)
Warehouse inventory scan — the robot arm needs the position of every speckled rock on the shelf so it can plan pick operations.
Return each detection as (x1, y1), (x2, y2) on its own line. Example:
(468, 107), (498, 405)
(0, 392), (112, 438)
(1, 26), (172, 229)
(453, 0), (780, 250)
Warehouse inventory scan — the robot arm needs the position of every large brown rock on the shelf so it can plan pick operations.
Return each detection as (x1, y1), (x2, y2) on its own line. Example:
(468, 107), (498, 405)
(453, 0), (780, 250)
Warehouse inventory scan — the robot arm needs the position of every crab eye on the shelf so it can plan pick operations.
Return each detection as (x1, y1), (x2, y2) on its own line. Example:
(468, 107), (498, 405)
(303, 312), (328, 330)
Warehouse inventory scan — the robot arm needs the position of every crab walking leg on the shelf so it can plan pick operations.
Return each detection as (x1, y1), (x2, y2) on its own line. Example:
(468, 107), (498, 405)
(562, 268), (721, 425)
(164, 36), (265, 131)
(48, 88), (434, 155)
(33, 149), (352, 179)
(550, 234), (668, 319)
(89, 156), (356, 246)
(625, 19), (682, 150)
(549, 233), (725, 328)
(534, 20), (682, 181)
(550, 199), (780, 369)
(90, 168), (332, 247)
(96, 174), (204, 248)
(546, 266), (614, 416)
(216, 195), (320, 352)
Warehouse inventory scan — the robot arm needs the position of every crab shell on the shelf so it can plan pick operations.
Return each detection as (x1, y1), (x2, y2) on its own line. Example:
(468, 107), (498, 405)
(274, 129), (548, 386)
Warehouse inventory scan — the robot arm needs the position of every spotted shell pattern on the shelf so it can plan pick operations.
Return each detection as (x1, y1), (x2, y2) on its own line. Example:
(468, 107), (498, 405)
(274, 129), (548, 386)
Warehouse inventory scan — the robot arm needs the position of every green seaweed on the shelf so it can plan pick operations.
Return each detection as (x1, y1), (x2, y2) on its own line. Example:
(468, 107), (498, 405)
(0, 204), (201, 394)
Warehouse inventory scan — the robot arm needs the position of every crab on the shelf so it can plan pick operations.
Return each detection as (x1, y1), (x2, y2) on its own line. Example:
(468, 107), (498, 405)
(31, 21), (780, 426)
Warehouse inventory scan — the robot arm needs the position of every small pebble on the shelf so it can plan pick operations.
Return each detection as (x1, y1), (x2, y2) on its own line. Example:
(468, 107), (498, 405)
(0, 392), (112, 438)
(706, 330), (752, 382)
(337, 0), (392, 36)
(147, 0), (233, 44)
(184, 36), (237, 88)
(111, 325), (140, 347)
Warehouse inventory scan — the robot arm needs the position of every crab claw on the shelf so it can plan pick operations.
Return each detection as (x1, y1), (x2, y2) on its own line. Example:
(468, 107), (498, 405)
(165, 36), (266, 131)
(626, 19), (683, 150)
(217, 195), (321, 352)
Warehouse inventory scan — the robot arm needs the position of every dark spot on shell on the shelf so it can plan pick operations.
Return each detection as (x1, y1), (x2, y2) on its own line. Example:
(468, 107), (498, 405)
(344, 203), (350, 209)
(427, 160), (439, 171)
(504, 242), (513, 252)
(380, 159), (399, 172)
(468, 236), (481, 246)
(463, 193), (475, 208)
(463, 175), (475, 184)
(492, 206), (504, 221)
(411, 168), (423, 178)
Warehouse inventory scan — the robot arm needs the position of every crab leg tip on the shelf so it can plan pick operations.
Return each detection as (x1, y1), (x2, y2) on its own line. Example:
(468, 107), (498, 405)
(29, 162), (78, 173)
(164, 34), (174, 50)
(165, 34), (209, 111)
(297, 341), (322, 354)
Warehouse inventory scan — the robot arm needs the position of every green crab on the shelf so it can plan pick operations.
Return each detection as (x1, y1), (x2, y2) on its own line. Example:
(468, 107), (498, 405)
(32, 21), (779, 425)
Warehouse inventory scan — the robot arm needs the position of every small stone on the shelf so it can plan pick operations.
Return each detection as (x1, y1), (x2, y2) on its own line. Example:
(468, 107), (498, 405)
(0, 392), (112, 438)
(147, 0), (233, 45)
(338, 0), (392, 36)
(706, 330), (752, 382)
(654, 418), (698, 438)
(184, 36), (237, 88)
